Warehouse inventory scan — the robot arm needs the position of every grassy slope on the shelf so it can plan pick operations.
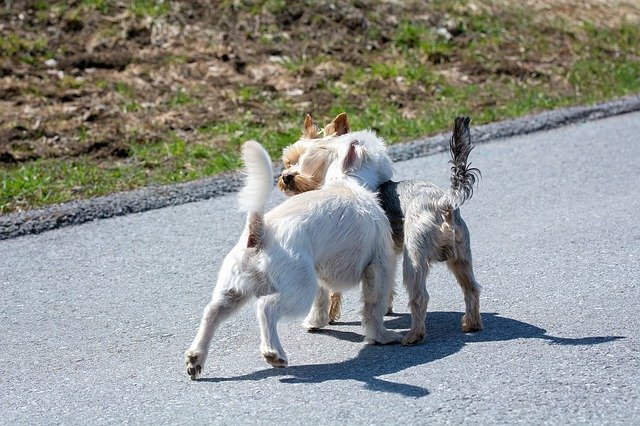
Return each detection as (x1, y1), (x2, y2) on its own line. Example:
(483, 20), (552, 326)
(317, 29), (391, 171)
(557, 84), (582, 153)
(1, 0), (639, 213)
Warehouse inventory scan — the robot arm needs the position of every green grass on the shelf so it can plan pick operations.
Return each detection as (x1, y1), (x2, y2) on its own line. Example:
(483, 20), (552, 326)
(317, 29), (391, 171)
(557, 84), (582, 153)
(0, 119), (306, 212)
(1, 2), (640, 214)
(114, 82), (135, 97)
(165, 54), (188, 64)
(121, 101), (142, 113)
(34, 0), (47, 11)
(1, 138), (237, 213)
(568, 23), (640, 101)
(2, 160), (129, 212)
(168, 89), (194, 107)
(128, 0), (170, 18)
(128, 135), (241, 179)
(0, 34), (50, 64)
(113, 82), (142, 112)
(82, 0), (111, 13)
(197, 114), (301, 159)
(58, 75), (85, 90)
(224, 0), (287, 14)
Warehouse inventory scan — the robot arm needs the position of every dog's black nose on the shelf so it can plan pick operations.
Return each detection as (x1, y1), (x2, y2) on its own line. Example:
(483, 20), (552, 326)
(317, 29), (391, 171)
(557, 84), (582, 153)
(283, 174), (294, 185)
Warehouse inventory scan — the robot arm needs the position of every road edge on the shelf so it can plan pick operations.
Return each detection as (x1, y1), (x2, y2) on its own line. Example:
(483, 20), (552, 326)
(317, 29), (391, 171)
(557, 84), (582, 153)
(2, 93), (640, 240)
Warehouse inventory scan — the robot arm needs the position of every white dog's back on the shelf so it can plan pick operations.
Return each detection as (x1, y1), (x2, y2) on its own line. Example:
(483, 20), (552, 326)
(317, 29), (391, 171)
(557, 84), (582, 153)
(238, 139), (393, 292)
(265, 182), (392, 291)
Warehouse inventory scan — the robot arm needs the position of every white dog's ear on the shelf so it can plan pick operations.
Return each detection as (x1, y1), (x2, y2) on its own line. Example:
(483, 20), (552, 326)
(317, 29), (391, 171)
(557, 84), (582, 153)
(302, 114), (319, 139)
(342, 140), (363, 172)
(324, 112), (350, 137)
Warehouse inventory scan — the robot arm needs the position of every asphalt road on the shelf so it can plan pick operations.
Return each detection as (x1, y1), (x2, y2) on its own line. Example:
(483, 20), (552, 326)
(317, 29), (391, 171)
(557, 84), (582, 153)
(1, 112), (639, 424)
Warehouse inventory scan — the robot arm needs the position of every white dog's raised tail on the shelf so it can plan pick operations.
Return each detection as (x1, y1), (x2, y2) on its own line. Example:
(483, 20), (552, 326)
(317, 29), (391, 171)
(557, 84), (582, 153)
(238, 140), (273, 213)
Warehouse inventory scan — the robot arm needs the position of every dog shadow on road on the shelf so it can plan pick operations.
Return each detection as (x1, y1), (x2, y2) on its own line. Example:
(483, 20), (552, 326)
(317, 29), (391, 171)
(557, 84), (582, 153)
(200, 311), (623, 398)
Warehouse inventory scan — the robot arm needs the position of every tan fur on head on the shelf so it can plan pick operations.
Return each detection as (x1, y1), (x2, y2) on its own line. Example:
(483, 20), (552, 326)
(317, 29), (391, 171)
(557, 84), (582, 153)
(280, 112), (360, 195)
(277, 172), (324, 194)
(280, 111), (396, 196)
(303, 114), (319, 139)
(282, 141), (304, 169)
(300, 112), (349, 140)
(279, 140), (335, 194)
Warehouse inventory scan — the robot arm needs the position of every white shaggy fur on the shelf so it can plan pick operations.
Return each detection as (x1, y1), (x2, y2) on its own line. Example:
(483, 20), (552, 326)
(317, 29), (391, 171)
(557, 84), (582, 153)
(184, 140), (401, 380)
(323, 130), (393, 191)
(238, 140), (273, 212)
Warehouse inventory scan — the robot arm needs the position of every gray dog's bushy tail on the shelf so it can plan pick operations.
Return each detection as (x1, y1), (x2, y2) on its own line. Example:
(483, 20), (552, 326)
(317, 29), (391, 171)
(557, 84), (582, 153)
(443, 116), (481, 210)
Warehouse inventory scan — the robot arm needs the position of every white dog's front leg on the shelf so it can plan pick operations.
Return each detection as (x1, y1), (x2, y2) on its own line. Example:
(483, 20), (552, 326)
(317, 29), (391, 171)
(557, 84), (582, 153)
(302, 285), (330, 331)
(361, 263), (403, 345)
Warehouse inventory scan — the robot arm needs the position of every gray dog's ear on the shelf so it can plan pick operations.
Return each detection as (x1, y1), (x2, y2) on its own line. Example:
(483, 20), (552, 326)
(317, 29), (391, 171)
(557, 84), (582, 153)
(323, 112), (350, 137)
(302, 114), (319, 139)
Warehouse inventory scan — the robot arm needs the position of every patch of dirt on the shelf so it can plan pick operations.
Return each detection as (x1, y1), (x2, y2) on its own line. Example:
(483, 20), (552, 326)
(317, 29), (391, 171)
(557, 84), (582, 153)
(0, 0), (638, 165)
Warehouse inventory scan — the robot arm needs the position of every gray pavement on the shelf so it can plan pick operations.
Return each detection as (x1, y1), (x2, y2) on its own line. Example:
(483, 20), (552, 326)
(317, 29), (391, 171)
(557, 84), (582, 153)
(1, 112), (639, 424)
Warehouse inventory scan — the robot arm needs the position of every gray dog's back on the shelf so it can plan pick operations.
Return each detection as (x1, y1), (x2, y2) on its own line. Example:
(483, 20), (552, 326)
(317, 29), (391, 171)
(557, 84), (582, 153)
(379, 179), (470, 253)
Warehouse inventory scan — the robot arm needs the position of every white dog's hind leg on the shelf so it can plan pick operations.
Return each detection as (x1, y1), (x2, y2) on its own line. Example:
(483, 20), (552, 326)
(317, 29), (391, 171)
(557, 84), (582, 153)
(258, 263), (318, 367)
(302, 285), (331, 331)
(256, 295), (289, 367)
(185, 288), (250, 380)
(361, 263), (403, 345)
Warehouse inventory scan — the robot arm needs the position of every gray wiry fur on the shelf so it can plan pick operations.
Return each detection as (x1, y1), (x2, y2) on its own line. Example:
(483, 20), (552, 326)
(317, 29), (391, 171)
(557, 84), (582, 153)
(377, 178), (484, 344)
(447, 116), (481, 210)
(374, 116), (483, 344)
(380, 116), (480, 250)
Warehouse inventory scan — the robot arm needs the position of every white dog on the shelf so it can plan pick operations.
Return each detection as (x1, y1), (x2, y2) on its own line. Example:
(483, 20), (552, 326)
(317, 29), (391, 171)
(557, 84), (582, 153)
(184, 139), (402, 380)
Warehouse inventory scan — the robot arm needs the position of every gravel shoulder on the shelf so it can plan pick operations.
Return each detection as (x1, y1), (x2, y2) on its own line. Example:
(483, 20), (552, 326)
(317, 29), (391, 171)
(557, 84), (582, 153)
(2, 93), (639, 240)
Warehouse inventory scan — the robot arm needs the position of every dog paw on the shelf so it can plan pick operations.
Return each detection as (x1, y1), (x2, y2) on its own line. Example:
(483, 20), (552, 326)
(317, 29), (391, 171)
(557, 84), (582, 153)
(302, 315), (329, 331)
(262, 351), (288, 368)
(303, 322), (328, 332)
(185, 349), (205, 380)
(461, 314), (484, 333)
(365, 329), (403, 345)
(401, 330), (425, 346)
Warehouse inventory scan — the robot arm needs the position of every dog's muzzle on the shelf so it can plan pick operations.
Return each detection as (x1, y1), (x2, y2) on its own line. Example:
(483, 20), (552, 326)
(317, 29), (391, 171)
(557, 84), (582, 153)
(277, 173), (298, 193)
(282, 173), (295, 187)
